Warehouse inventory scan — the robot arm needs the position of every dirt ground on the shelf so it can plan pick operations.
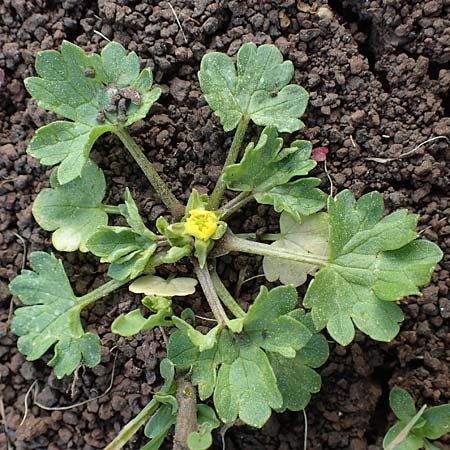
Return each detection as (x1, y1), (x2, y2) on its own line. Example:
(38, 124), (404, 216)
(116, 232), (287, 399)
(1, 0), (449, 449)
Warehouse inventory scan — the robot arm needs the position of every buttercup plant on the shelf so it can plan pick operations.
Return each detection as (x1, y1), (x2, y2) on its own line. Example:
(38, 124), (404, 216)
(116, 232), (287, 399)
(8, 41), (444, 449)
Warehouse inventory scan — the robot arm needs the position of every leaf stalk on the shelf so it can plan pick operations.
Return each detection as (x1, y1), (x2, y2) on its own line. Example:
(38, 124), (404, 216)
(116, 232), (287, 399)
(193, 262), (229, 325)
(115, 127), (185, 219)
(104, 399), (159, 450)
(210, 269), (245, 318)
(78, 279), (128, 309)
(218, 233), (328, 267)
(208, 116), (250, 210)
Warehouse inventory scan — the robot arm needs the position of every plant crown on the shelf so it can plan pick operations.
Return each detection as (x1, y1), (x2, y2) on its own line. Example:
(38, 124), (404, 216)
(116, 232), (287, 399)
(8, 41), (444, 449)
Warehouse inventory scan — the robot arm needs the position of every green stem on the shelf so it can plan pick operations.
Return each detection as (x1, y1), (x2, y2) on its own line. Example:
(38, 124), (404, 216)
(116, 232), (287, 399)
(102, 204), (122, 214)
(210, 270), (245, 318)
(209, 116), (250, 210)
(115, 127), (185, 219)
(218, 233), (328, 267)
(193, 262), (229, 325)
(220, 193), (254, 220)
(235, 233), (282, 241)
(104, 399), (159, 450)
(78, 279), (128, 309)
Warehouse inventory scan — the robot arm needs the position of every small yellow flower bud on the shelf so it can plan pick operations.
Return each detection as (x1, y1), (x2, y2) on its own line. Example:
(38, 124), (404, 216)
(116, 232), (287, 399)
(185, 209), (218, 241)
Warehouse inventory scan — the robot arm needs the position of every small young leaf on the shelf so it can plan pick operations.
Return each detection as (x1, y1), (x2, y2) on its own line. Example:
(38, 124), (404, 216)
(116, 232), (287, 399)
(9, 252), (101, 378)
(422, 404), (450, 439)
(390, 387), (417, 422)
(172, 318), (220, 352)
(111, 296), (173, 337)
(383, 422), (424, 450)
(25, 41), (161, 184)
(214, 345), (282, 427)
(119, 188), (156, 239)
(130, 275), (198, 297)
(224, 127), (316, 195)
(33, 160), (108, 252)
(86, 225), (157, 281)
(143, 404), (176, 450)
(304, 190), (443, 345)
(263, 212), (329, 287)
(199, 42), (308, 132)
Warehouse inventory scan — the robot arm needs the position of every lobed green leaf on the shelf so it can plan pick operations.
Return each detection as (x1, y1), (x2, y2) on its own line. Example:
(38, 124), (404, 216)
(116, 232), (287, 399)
(25, 41), (161, 184)
(304, 190), (443, 345)
(9, 252), (101, 378)
(32, 160), (108, 252)
(199, 42), (308, 132)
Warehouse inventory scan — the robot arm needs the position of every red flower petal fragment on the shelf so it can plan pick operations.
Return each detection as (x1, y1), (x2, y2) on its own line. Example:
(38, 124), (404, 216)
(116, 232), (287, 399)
(311, 146), (329, 162)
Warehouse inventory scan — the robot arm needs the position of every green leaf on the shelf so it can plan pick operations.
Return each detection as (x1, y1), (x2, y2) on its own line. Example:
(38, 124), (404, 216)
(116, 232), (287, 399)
(304, 190), (443, 345)
(167, 330), (199, 369)
(172, 318), (220, 352)
(119, 188), (156, 239)
(25, 41), (161, 183)
(390, 387), (417, 422)
(214, 344), (282, 427)
(86, 225), (157, 281)
(422, 404), (450, 439)
(268, 312), (328, 412)
(130, 275), (198, 297)
(383, 422), (424, 450)
(191, 329), (238, 400)
(199, 42), (308, 132)
(224, 127), (316, 194)
(243, 285), (313, 358)
(9, 252), (101, 378)
(143, 404), (176, 450)
(27, 121), (113, 185)
(188, 404), (220, 450)
(263, 212), (329, 287)
(255, 177), (327, 222)
(32, 160), (108, 252)
(111, 296), (173, 337)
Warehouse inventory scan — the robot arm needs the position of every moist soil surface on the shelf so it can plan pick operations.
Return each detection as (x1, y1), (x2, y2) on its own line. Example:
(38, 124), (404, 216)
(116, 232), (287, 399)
(1, 1), (450, 449)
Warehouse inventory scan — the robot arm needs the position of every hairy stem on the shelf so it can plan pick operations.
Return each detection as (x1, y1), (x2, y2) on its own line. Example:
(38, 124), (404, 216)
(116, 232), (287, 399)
(104, 399), (159, 450)
(210, 270), (245, 318)
(209, 116), (250, 210)
(173, 372), (198, 450)
(193, 262), (229, 325)
(218, 233), (328, 267)
(102, 204), (122, 214)
(115, 127), (184, 219)
(78, 279), (128, 309)
(220, 192), (254, 220)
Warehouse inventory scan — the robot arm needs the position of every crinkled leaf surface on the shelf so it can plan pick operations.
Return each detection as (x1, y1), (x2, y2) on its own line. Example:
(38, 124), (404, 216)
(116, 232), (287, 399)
(268, 310), (329, 412)
(243, 285), (313, 358)
(9, 252), (101, 378)
(224, 127), (316, 195)
(214, 343), (282, 427)
(199, 42), (308, 132)
(25, 41), (161, 183)
(263, 212), (330, 287)
(33, 160), (108, 252)
(255, 177), (327, 222)
(168, 327), (282, 427)
(304, 190), (443, 345)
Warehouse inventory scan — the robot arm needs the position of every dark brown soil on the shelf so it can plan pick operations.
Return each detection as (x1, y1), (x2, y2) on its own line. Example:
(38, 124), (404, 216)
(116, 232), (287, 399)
(1, 0), (450, 449)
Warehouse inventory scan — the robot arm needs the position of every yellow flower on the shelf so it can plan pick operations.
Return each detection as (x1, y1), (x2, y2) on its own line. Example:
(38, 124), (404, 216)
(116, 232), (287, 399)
(185, 209), (218, 241)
